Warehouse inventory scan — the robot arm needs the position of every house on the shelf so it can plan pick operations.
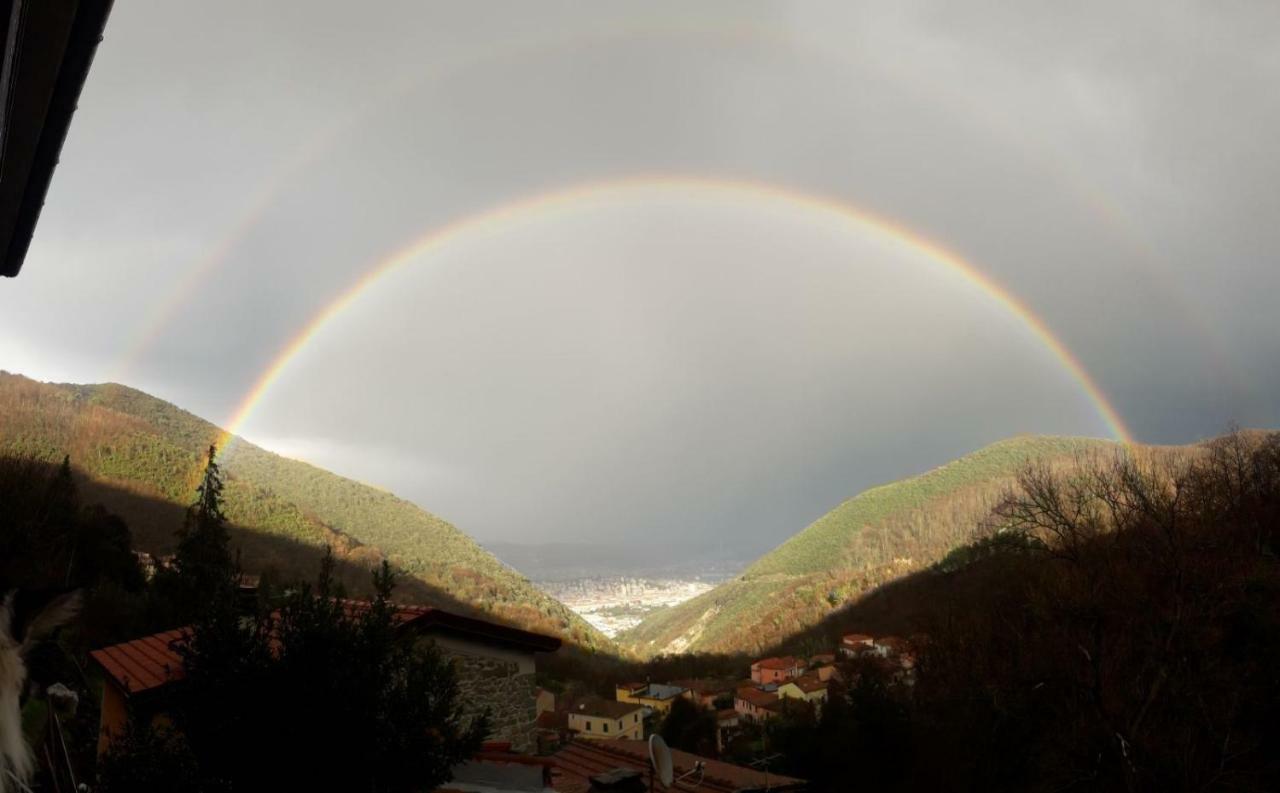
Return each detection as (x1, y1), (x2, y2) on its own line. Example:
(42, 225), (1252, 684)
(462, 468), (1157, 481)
(777, 673), (829, 711)
(89, 600), (561, 756)
(875, 636), (910, 659)
(733, 686), (780, 722)
(668, 678), (735, 709)
(536, 708), (573, 754)
(614, 682), (688, 713)
(551, 739), (806, 792)
(807, 653), (840, 682)
(536, 687), (556, 715)
(840, 633), (875, 657)
(439, 741), (556, 793)
(714, 709), (740, 753)
(749, 656), (805, 684)
(567, 698), (645, 740)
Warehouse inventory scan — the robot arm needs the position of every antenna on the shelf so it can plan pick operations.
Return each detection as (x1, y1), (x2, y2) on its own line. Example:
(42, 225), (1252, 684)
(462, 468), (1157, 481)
(649, 734), (706, 790)
(649, 734), (674, 789)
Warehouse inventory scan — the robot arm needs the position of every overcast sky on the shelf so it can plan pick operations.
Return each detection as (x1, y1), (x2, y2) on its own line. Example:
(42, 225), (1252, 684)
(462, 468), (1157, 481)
(2, 1), (1276, 560)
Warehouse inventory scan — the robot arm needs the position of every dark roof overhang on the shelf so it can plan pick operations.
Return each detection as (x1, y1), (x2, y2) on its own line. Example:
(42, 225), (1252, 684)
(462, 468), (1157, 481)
(0, 0), (113, 278)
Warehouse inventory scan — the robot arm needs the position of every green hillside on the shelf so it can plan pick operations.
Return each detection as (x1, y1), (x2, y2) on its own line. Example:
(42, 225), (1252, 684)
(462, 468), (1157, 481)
(0, 371), (608, 650)
(619, 435), (1120, 656)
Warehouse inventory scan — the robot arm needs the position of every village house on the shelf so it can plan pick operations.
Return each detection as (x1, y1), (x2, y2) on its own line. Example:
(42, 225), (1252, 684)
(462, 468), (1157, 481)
(733, 685), (781, 722)
(567, 697), (645, 741)
(89, 600), (561, 756)
(777, 673), (829, 711)
(536, 687), (556, 716)
(614, 681), (688, 713)
(749, 656), (805, 684)
(840, 633), (875, 657)
(668, 678), (735, 709)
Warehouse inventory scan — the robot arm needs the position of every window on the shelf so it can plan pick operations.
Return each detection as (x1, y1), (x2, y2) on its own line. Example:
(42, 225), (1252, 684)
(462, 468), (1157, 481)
(585, 721), (591, 731)
(634, 714), (639, 723)
(603, 722), (609, 733)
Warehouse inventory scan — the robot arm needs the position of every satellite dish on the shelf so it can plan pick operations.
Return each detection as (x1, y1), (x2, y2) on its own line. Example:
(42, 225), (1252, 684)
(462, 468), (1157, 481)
(649, 734), (674, 788)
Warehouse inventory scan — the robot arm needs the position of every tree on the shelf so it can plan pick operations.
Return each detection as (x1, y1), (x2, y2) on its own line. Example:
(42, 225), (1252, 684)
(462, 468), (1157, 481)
(660, 697), (718, 757)
(163, 550), (488, 792)
(154, 445), (237, 623)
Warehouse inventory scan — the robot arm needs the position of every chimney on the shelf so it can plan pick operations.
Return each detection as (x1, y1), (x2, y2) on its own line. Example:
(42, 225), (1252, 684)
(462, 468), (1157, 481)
(588, 768), (645, 792)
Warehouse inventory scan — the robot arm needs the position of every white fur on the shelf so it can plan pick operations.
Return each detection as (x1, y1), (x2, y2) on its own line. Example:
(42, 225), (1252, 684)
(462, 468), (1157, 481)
(0, 591), (80, 793)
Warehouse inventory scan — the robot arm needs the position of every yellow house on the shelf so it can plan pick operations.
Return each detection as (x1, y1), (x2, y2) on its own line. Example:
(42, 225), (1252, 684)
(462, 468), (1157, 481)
(614, 682), (688, 714)
(777, 674), (829, 711)
(568, 697), (645, 740)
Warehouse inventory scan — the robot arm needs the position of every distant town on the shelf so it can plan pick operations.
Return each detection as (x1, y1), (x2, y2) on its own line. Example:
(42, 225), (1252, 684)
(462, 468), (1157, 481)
(536, 576), (719, 636)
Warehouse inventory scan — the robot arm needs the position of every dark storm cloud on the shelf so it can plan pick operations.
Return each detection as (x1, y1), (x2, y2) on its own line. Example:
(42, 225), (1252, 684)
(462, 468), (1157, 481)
(1, 1), (1275, 555)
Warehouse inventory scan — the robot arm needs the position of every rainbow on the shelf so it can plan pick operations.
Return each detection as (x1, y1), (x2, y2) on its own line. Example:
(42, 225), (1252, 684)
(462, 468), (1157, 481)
(116, 21), (1229, 403)
(205, 175), (1134, 468)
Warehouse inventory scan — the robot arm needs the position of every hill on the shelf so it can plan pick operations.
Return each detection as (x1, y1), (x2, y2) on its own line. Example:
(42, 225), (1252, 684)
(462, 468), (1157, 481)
(619, 435), (1120, 655)
(0, 371), (609, 650)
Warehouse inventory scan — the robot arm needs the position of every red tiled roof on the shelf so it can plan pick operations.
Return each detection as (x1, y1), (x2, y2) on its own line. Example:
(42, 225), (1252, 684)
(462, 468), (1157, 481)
(88, 628), (188, 696)
(734, 687), (779, 707)
(752, 655), (802, 670)
(537, 710), (569, 731)
(567, 697), (644, 720)
(842, 633), (874, 645)
(786, 674), (828, 694)
(552, 739), (804, 793)
(90, 600), (560, 697)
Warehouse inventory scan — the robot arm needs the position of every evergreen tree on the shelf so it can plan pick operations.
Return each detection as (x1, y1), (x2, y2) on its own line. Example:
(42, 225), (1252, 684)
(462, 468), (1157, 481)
(152, 550), (489, 792)
(155, 445), (237, 623)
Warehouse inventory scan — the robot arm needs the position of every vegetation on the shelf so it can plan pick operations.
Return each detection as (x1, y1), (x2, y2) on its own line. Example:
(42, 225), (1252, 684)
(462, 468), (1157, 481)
(658, 696), (718, 757)
(620, 435), (1118, 655)
(100, 554), (489, 792)
(0, 371), (607, 649)
(744, 431), (1280, 791)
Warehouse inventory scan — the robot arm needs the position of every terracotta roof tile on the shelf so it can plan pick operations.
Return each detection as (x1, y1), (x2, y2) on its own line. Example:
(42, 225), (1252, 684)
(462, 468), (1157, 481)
(551, 739), (804, 793)
(90, 601), (560, 697)
(752, 655), (803, 670)
(567, 697), (643, 720)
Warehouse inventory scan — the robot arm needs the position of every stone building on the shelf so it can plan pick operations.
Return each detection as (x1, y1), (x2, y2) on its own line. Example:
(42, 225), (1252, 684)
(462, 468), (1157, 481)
(89, 600), (561, 756)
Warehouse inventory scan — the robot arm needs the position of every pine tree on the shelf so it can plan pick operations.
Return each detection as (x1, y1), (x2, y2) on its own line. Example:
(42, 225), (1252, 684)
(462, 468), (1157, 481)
(158, 445), (237, 623)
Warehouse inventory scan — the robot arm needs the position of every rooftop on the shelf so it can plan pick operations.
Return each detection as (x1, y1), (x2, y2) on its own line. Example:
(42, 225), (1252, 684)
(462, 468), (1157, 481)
(735, 687), (779, 708)
(670, 678), (735, 696)
(569, 697), (644, 720)
(90, 599), (560, 696)
(637, 683), (686, 700)
(785, 674), (828, 694)
(551, 739), (805, 793)
(752, 656), (803, 670)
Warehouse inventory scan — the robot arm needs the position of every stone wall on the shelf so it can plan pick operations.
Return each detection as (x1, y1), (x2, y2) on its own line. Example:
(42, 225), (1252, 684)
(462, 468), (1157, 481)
(445, 648), (538, 753)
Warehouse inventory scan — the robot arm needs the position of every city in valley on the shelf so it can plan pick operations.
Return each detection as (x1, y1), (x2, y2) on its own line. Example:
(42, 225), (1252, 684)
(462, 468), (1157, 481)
(536, 577), (717, 637)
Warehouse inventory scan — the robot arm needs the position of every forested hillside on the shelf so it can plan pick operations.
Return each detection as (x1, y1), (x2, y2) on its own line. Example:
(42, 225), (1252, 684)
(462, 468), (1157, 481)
(620, 435), (1120, 655)
(0, 371), (608, 650)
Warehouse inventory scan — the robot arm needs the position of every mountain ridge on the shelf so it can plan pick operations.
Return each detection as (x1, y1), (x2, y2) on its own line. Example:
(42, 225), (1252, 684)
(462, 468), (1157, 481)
(0, 371), (609, 650)
(620, 433), (1124, 655)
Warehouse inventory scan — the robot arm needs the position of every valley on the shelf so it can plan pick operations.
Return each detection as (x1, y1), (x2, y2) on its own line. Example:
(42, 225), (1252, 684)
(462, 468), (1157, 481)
(535, 575), (722, 637)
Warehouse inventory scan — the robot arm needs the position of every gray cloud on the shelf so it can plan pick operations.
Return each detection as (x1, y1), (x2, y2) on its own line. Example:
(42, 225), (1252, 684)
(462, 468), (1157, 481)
(2, 0), (1275, 556)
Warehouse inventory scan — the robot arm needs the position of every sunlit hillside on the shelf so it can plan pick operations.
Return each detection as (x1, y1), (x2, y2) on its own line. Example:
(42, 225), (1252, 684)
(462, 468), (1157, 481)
(0, 371), (609, 650)
(619, 435), (1121, 655)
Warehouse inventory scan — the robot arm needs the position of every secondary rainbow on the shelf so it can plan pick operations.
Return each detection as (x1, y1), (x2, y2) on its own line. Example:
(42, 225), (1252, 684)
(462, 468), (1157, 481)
(208, 175), (1134, 460)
